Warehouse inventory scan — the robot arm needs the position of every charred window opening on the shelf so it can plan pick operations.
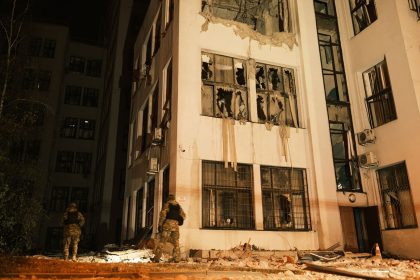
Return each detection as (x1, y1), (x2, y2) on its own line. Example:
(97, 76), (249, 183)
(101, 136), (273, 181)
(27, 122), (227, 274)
(202, 52), (248, 121)
(256, 63), (299, 127)
(261, 166), (311, 230)
(363, 59), (396, 128)
(202, 0), (292, 34)
(202, 161), (254, 229)
(349, 0), (377, 35)
(378, 162), (417, 230)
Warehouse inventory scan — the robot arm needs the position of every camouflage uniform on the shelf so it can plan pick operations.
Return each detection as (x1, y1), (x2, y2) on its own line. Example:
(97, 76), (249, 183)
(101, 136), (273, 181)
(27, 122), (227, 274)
(154, 195), (186, 262)
(63, 203), (85, 261)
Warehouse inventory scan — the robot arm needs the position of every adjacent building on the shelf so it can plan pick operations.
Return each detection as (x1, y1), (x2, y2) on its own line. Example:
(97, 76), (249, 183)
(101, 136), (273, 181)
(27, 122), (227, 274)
(124, 0), (420, 259)
(22, 22), (106, 251)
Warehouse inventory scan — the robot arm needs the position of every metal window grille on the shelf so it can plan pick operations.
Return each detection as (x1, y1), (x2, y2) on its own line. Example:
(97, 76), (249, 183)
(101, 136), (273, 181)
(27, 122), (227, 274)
(363, 60), (397, 128)
(261, 166), (311, 230)
(377, 162), (417, 230)
(408, 0), (420, 20)
(202, 161), (254, 229)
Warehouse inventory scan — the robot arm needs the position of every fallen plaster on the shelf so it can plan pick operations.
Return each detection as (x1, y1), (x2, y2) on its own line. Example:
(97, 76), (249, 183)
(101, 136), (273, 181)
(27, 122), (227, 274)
(200, 11), (298, 50)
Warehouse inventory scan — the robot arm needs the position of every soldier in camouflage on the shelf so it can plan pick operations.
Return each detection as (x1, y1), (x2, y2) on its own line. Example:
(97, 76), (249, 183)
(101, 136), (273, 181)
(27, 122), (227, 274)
(153, 194), (186, 263)
(62, 202), (85, 261)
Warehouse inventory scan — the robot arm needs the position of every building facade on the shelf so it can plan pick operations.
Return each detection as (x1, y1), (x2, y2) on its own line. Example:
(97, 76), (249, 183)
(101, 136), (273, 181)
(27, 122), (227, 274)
(23, 23), (106, 251)
(124, 0), (420, 259)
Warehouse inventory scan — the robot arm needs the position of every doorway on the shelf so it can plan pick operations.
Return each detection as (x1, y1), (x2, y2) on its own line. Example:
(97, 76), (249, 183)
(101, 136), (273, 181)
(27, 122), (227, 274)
(339, 206), (382, 252)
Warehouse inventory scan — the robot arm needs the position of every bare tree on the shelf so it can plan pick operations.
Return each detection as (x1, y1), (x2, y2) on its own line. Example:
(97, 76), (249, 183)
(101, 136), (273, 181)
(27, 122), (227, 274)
(0, 0), (29, 118)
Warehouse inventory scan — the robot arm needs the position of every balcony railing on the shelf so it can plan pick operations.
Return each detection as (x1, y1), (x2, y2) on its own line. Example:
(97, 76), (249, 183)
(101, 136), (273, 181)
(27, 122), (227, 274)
(408, 0), (420, 20)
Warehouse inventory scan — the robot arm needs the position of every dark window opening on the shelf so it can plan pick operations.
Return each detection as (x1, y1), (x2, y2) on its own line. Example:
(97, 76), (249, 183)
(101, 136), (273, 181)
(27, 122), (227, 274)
(141, 102), (150, 153)
(202, 0), (291, 34)
(65, 86), (82, 105)
(363, 59), (396, 128)
(146, 179), (155, 228)
(42, 39), (56, 58)
(86, 59), (102, 77)
(55, 151), (74, 173)
(135, 189), (144, 235)
(28, 37), (42, 57)
(261, 166), (311, 230)
(201, 53), (248, 121)
(162, 166), (170, 205)
(83, 88), (99, 107)
(154, 10), (161, 56)
(349, 0), (377, 35)
(45, 227), (63, 252)
(70, 187), (88, 212)
(74, 152), (92, 175)
(256, 63), (299, 127)
(151, 86), (159, 130)
(162, 60), (172, 126)
(378, 162), (417, 230)
(202, 161), (254, 229)
(50, 187), (70, 212)
(36, 70), (51, 91)
(69, 56), (86, 73)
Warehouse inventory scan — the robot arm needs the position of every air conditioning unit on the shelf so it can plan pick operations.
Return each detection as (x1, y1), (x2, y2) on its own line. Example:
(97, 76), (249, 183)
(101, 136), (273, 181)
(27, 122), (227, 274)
(147, 157), (159, 174)
(152, 128), (163, 145)
(358, 152), (378, 168)
(357, 129), (376, 145)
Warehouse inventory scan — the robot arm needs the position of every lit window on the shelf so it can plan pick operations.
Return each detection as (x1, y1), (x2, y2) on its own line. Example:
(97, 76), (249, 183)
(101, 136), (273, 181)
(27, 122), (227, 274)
(261, 166), (311, 230)
(378, 162), (417, 230)
(202, 161), (254, 229)
(256, 63), (299, 127)
(363, 59), (396, 128)
(78, 119), (95, 140)
(60, 117), (78, 138)
(201, 52), (248, 121)
(349, 0), (377, 35)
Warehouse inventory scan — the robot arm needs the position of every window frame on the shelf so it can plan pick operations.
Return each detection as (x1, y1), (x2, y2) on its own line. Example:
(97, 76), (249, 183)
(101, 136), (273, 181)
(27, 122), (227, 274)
(349, 0), (377, 35)
(201, 52), (249, 121)
(255, 63), (299, 127)
(377, 162), (417, 230)
(260, 166), (311, 231)
(202, 161), (255, 230)
(362, 59), (397, 128)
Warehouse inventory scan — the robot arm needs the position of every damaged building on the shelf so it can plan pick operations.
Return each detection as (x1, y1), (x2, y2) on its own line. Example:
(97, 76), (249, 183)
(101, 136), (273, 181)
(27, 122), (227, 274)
(123, 0), (420, 259)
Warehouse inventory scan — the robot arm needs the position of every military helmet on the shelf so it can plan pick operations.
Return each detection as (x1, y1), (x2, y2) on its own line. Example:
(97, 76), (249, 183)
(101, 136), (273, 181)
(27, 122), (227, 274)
(68, 202), (77, 209)
(167, 194), (175, 201)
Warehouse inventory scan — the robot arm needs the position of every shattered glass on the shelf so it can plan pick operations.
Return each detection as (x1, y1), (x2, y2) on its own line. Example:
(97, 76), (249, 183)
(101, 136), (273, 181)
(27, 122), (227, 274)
(256, 93), (268, 122)
(203, 0), (291, 35)
(202, 53), (214, 81)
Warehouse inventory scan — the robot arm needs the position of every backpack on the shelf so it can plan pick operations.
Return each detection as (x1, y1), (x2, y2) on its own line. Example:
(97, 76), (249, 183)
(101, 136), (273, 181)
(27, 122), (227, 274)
(166, 203), (184, 225)
(64, 211), (79, 225)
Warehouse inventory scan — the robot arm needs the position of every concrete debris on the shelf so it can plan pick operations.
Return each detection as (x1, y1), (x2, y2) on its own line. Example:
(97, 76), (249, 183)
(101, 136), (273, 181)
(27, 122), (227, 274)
(200, 11), (297, 50)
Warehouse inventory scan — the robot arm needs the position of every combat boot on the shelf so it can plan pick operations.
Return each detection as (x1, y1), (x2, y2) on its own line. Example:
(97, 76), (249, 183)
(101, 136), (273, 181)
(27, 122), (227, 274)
(64, 254), (69, 261)
(72, 255), (77, 261)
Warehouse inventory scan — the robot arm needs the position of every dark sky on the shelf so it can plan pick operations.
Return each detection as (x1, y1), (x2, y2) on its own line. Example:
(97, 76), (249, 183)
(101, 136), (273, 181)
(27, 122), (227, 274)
(30, 0), (107, 44)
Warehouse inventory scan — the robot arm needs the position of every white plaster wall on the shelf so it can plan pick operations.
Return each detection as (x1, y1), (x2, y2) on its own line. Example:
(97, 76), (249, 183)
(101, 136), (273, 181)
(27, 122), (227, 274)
(336, 0), (420, 258)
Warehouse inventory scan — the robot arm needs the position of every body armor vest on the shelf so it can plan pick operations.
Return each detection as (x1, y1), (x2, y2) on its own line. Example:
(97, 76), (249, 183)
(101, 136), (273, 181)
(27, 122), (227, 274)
(65, 211), (79, 225)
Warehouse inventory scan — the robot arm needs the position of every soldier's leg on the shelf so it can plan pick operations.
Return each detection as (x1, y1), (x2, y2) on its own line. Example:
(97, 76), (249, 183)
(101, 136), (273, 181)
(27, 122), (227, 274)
(170, 230), (180, 262)
(63, 236), (71, 260)
(154, 230), (169, 262)
(71, 235), (80, 261)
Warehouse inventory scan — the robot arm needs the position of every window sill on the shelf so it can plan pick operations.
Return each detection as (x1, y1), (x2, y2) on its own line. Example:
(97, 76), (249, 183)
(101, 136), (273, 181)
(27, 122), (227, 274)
(382, 225), (418, 231)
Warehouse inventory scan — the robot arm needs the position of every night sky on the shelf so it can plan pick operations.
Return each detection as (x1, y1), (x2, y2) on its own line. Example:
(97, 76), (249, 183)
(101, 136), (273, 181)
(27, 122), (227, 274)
(31, 0), (107, 43)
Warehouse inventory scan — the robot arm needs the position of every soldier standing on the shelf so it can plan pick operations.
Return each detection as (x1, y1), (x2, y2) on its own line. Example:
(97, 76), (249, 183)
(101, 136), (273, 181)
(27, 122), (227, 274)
(154, 194), (186, 263)
(62, 202), (85, 261)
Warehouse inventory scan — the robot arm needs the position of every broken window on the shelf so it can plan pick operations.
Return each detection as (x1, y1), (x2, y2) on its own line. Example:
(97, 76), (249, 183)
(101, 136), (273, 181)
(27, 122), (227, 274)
(202, 161), (254, 229)
(201, 52), (248, 121)
(378, 162), (417, 230)
(363, 59), (396, 128)
(261, 166), (311, 230)
(202, 0), (292, 34)
(256, 63), (299, 127)
(349, 0), (377, 35)
(135, 188), (144, 234)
